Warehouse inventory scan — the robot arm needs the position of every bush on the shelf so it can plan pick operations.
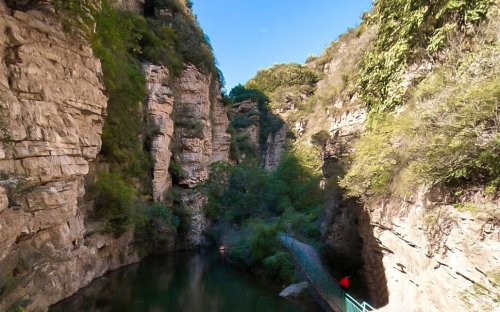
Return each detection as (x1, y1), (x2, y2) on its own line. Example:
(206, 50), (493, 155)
(358, 0), (492, 114)
(341, 47), (500, 198)
(148, 0), (221, 81)
(92, 173), (137, 218)
(91, 173), (139, 236)
(246, 63), (322, 95)
(311, 130), (330, 148)
(90, 1), (152, 183)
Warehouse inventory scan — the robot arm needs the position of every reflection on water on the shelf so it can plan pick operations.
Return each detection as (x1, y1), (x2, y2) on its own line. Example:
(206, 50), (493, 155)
(50, 250), (321, 312)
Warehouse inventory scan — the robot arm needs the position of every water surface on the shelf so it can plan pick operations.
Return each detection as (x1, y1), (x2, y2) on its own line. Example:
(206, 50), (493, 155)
(50, 249), (321, 312)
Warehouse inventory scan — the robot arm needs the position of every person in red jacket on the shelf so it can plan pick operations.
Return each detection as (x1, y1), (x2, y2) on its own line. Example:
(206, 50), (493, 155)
(339, 276), (350, 291)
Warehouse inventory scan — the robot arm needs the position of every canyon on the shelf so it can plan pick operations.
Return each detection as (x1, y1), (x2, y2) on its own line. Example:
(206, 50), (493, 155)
(0, 0), (499, 311)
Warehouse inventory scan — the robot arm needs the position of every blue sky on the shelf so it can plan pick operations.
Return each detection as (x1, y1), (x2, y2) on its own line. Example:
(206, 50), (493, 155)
(192, 0), (373, 90)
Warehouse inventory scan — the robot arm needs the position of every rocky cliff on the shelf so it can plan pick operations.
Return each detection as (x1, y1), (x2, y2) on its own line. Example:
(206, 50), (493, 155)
(308, 4), (500, 312)
(237, 1), (499, 310)
(0, 2), (142, 310)
(144, 62), (230, 250)
(0, 1), (230, 311)
(171, 64), (230, 247)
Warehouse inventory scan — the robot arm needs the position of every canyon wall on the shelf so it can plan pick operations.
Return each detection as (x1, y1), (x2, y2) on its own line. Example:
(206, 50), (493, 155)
(0, 1), (231, 311)
(171, 64), (230, 248)
(360, 190), (499, 311)
(246, 7), (500, 310)
(0, 2), (141, 311)
(311, 14), (500, 312)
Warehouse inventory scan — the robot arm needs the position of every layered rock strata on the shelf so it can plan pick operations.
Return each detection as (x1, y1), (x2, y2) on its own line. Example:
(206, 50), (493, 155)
(0, 3), (140, 311)
(144, 64), (174, 202)
(360, 191), (500, 311)
(171, 64), (230, 247)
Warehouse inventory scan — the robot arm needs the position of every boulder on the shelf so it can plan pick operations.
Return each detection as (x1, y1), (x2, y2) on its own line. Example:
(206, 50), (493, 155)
(279, 281), (309, 299)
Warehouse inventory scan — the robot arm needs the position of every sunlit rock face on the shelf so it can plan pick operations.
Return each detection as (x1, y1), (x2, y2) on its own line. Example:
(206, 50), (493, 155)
(144, 64), (174, 202)
(359, 190), (500, 311)
(0, 1), (231, 310)
(171, 64), (230, 248)
(116, 0), (144, 14)
(0, 2), (141, 311)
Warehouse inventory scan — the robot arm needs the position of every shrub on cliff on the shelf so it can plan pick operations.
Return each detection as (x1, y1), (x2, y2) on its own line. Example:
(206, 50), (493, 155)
(90, 2), (153, 186)
(311, 130), (330, 148)
(147, 0), (221, 81)
(246, 63), (322, 95)
(358, 0), (493, 114)
(341, 46), (500, 197)
(91, 173), (139, 236)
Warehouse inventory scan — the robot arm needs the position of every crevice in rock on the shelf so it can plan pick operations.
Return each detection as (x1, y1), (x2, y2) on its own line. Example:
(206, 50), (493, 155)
(321, 157), (389, 308)
(5, 0), (43, 12)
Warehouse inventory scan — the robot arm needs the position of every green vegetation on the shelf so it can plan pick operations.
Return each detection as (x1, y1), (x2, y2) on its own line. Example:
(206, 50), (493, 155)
(311, 130), (330, 148)
(51, 0), (223, 238)
(341, 43), (500, 198)
(358, 0), (492, 114)
(134, 202), (180, 252)
(92, 173), (181, 241)
(91, 2), (152, 183)
(311, 26), (362, 68)
(244, 63), (322, 113)
(228, 85), (284, 161)
(146, 0), (221, 79)
(203, 150), (324, 282)
(246, 63), (322, 95)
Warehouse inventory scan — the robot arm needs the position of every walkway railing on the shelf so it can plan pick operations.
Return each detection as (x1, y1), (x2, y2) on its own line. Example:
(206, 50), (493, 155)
(279, 234), (375, 312)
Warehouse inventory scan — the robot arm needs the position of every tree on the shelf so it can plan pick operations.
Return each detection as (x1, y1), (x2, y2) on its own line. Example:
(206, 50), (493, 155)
(311, 130), (330, 149)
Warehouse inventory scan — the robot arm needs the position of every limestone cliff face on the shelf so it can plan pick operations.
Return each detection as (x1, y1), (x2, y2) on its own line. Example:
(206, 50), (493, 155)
(230, 99), (288, 170)
(359, 190), (500, 311)
(170, 64), (230, 247)
(263, 124), (287, 171)
(0, 2), (140, 311)
(144, 64), (174, 202)
(145, 63), (231, 249)
(173, 65), (218, 188)
(116, 0), (144, 14)
(0, 1), (231, 311)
